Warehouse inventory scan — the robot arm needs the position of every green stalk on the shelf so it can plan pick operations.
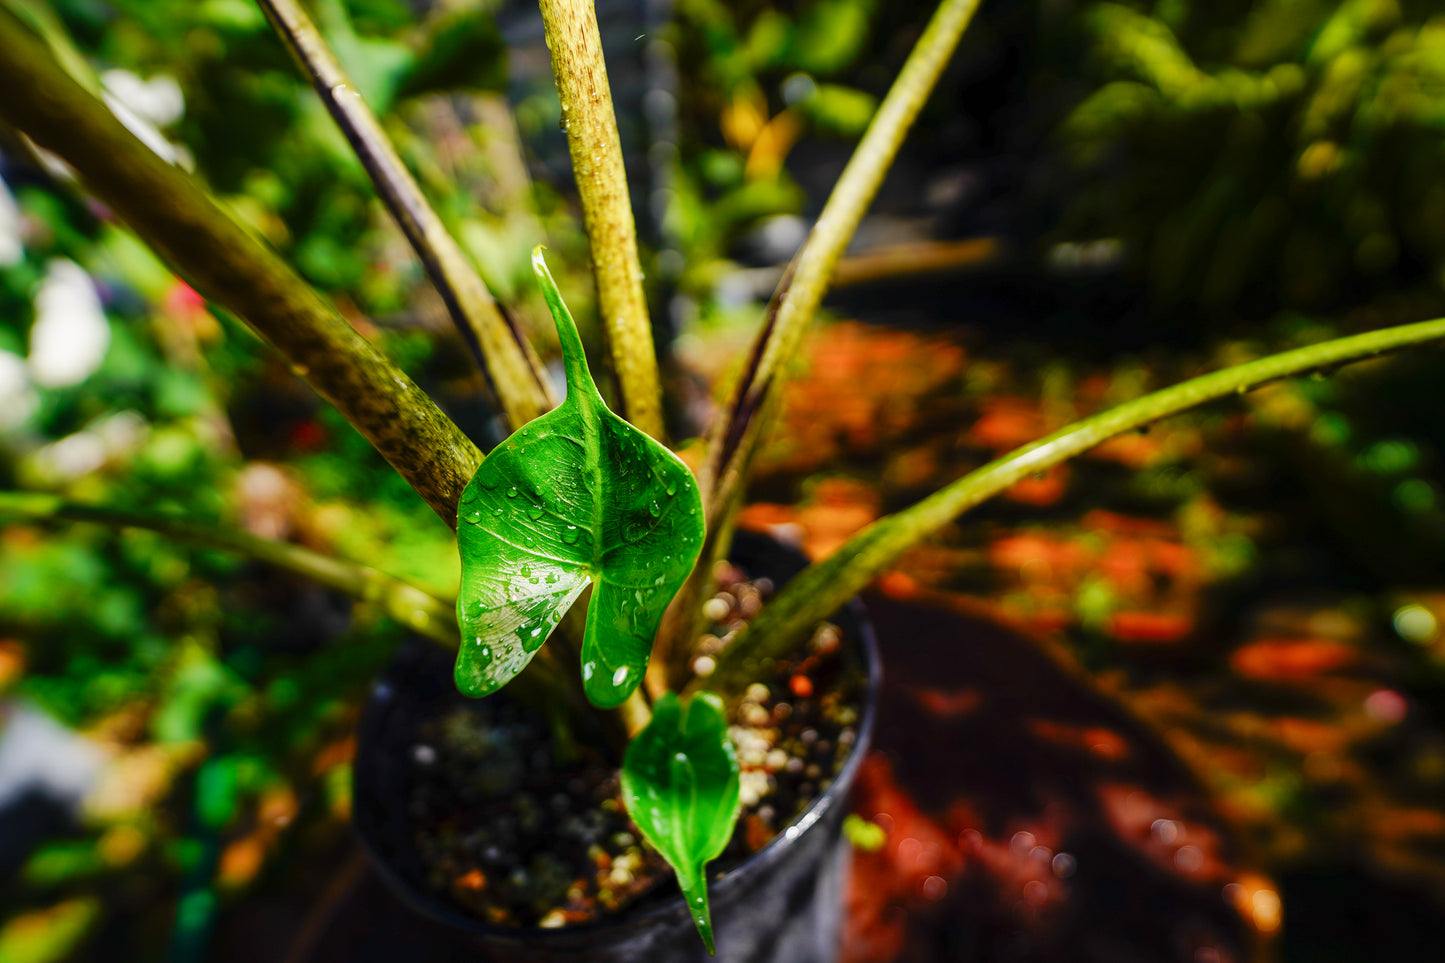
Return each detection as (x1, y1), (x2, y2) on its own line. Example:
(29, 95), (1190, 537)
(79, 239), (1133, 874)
(706, 317), (1445, 689)
(0, 491), (455, 645)
(662, 0), (984, 685)
(698, 0), (984, 502)
(0, 8), (479, 525)
(255, 0), (557, 429)
(538, 0), (664, 440)
(0, 490), (583, 710)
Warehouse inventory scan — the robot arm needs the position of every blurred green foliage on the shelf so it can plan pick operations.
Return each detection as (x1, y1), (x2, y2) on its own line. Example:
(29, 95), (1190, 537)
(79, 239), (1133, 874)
(5, 0), (1445, 958)
(1057, 0), (1445, 316)
(0, 2), (541, 956)
(666, 0), (882, 297)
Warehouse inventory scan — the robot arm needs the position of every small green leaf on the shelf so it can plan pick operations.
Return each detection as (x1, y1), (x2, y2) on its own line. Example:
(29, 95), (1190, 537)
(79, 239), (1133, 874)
(621, 692), (742, 955)
(454, 249), (704, 707)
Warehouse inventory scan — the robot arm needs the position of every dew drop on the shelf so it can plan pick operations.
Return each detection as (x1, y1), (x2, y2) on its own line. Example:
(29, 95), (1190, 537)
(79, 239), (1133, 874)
(520, 564), (533, 578)
(528, 503), (544, 520)
(665, 480), (678, 496)
(468, 510), (482, 523)
(583, 661), (596, 681)
(480, 474), (499, 490)
(506, 486), (520, 498)
(612, 666), (629, 687)
(562, 525), (580, 544)
(648, 499), (662, 517)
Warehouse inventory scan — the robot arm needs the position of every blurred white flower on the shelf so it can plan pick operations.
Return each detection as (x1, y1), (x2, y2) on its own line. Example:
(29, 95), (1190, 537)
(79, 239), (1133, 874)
(100, 69), (190, 168)
(0, 175), (21, 266)
(28, 259), (110, 387)
(100, 69), (185, 128)
(0, 702), (105, 814)
(26, 411), (148, 484)
(0, 349), (38, 430)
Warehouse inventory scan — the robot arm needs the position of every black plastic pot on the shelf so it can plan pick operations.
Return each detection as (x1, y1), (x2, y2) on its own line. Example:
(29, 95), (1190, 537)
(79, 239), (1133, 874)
(353, 531), (880, 963)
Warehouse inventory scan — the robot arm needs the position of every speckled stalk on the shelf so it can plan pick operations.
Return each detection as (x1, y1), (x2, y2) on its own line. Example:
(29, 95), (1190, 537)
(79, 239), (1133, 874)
(663, 0), (984, 682)
(0, 8), (479, 524)
(538, 0), (663, 440)
(698, 0), (985, 509)
(256, 0), (556, 428)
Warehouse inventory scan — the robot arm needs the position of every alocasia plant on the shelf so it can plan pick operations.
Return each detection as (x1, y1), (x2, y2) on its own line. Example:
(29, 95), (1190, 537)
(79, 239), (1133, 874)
(454, 248), (706, 709)
(14, 0), (1445, 957)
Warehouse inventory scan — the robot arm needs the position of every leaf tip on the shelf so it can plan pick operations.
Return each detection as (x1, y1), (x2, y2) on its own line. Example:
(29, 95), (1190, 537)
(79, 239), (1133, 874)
(582, 660), (643, 708)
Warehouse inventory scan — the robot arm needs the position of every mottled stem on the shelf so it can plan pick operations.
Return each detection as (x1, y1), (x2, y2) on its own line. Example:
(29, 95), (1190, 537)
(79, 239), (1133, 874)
(706, 317), (1445, 690)
(662, 0), (985, 686)
(255, 0), (557, 428)
(699, 0), (985, 504)
(0, 8), (479, 524)
(538, 0), (664, 440)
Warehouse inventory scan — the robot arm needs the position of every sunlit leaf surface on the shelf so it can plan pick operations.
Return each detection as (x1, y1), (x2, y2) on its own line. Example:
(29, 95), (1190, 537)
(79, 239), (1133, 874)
(621, 692), (741, 954)
(454, 248), (704, 707)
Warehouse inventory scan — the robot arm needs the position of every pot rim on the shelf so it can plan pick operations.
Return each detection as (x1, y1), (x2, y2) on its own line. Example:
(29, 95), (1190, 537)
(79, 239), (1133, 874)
(353, 540), (881, 945)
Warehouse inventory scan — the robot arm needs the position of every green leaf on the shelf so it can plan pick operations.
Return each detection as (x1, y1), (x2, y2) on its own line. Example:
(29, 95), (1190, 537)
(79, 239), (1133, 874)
(797, 84), (878, 138)
(790, 0), (873, 76)
(454, 248), (704, 707)
(395, 7), (508, 99)
(621, 692), (741, 955)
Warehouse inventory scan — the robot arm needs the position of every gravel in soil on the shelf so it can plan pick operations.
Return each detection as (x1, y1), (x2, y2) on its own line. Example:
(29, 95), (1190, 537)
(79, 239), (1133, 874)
(405, 562), (866, 928)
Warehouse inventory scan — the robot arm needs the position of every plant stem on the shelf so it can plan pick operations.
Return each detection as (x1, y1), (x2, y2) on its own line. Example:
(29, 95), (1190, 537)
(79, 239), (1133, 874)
(0, 490), (457, 645)
(255, 0), (557, 429)
(0, 490), (585, 710)
(663, 0), (984, 684)
(699, 0), (984, 501)
(707, 317), (1445, 690)
(538, 0), (664, 440)
(0, 8), (479, 524)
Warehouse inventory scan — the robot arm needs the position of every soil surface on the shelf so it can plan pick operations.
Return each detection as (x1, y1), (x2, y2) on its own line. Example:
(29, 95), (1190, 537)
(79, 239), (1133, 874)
(405, 563), (867, 928)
